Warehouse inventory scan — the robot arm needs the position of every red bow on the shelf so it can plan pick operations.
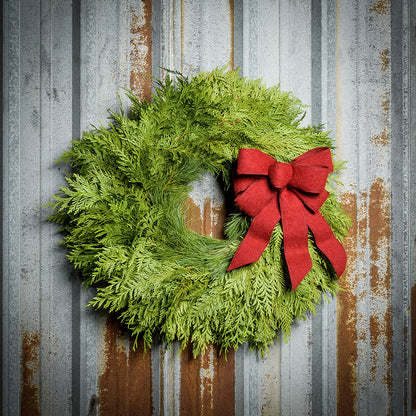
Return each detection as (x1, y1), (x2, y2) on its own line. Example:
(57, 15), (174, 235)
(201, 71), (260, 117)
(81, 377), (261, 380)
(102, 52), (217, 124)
(227, 147), (347, 290)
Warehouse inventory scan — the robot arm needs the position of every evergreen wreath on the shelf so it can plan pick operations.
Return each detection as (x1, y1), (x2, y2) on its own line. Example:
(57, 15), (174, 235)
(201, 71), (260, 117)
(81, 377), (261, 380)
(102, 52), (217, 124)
(49, 69), (350, 357)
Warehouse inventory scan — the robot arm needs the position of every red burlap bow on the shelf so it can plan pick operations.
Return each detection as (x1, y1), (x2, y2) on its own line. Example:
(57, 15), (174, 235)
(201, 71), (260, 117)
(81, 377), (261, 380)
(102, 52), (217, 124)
(227, 147), (347, 290)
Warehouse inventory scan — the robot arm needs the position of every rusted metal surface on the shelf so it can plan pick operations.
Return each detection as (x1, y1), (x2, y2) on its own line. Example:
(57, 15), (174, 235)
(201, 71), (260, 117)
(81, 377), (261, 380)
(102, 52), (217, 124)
(181, 178), (234, 415)
(2, 0), (415, 415)
(21, 332), (41, 416)
(98, 317), (153, 415)
(334, 1), (413, 415)
(130, 0), (153, 102)
(337, 191), (359, 415)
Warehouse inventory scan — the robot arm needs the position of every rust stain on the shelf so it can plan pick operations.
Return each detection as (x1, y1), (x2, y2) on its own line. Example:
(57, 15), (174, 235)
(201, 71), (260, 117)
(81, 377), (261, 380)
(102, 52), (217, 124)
(130, 0), (152, 102)
(99, 317), (152, 416)
(338, 179), (393, 414)
(181, 194), (233, 414)
(371, 128), (389, 146)
(372, 97), (390, 146)
(371, 0), (389, 15)
(337, 191), (358, 416)
(382, 99), (389, 114)
(412, 281), (416, 412)
(211, 344), (234, 415)
(21, 331), (41, 416)
(368, 178), (392, 390)
(185, 198), (226, 239)
(180, 345), (235, 415)
(180, 346), (201, 415)
(200, 348), (214, 415)
(380, 49), (390, 72)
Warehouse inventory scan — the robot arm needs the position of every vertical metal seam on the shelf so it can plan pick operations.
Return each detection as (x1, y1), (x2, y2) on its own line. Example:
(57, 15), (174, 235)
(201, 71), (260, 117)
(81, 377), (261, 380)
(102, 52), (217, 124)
(311, 0), (323, 414)
(0, 0), (4, 412)
(150, 2), (162, 413)
(71, 0), (81, 414)
(39, 1), (53, 412)
(311, 0), (322, 126)
(4, 1), (22, 414)
(408, 0), (416, 412)
(180, 0), (184, 73)
(151, 0), (161, 81)
(232, 0), (243, 73)
(390, 1), (406, 414)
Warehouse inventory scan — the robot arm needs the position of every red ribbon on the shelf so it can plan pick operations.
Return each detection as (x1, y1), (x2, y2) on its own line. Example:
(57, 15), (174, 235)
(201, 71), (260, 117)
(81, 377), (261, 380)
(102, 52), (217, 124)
(227, 147), (347, 290)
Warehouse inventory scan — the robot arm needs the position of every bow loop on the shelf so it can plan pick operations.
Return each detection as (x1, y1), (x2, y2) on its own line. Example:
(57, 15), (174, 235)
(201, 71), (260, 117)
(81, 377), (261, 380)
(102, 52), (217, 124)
(268, 162), (293, 189)
(227, 147), (347, 290)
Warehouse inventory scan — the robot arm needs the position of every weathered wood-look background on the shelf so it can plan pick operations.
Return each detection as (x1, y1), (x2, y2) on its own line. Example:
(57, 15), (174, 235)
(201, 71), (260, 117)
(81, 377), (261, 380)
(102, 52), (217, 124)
(2, 0), (415, 415)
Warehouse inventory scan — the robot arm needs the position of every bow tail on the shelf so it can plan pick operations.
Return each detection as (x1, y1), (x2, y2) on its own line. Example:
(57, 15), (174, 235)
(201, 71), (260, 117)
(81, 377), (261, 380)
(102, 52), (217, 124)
(306, 210), (347, 277)
(279, 189), (313, 290)
(227, 198), (281, 271)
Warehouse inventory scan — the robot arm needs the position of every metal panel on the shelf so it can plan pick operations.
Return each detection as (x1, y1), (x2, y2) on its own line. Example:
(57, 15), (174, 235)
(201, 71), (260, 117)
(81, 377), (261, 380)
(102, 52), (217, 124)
(2, 0), (415, 415)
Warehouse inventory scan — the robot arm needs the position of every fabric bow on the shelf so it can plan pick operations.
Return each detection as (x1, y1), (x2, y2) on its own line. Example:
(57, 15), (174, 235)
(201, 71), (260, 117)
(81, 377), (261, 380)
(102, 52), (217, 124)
(227, 147), (347, 290)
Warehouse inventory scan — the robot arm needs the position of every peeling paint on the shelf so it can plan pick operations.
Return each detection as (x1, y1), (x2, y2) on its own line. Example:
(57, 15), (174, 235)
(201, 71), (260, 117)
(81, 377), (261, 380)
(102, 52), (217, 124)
(337, 192), (358, 416)
(129, 0), (152, 101)
(98, 317), (152, 416)
(200, 347), (215, 414)
(21, 331), (41, 416)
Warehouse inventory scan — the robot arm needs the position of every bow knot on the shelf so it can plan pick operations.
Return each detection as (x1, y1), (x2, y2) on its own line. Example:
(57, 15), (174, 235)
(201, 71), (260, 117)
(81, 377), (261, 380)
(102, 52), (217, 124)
(227, 147), (347, 290)
(268, 162), (293, 189)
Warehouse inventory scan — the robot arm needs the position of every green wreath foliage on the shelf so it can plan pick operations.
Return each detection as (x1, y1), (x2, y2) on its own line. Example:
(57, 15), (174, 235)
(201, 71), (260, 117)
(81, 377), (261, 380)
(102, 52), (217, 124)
(49, 68), (350, 357)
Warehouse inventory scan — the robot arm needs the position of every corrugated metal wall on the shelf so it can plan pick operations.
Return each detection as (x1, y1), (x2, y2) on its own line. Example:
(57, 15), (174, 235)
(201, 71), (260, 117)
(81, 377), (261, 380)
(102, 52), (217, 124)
(2, 0), (415, 415)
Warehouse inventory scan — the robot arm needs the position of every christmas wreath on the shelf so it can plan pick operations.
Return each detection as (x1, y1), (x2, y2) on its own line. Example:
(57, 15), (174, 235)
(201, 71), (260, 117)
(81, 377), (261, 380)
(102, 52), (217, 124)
(49, 69), (350, 356)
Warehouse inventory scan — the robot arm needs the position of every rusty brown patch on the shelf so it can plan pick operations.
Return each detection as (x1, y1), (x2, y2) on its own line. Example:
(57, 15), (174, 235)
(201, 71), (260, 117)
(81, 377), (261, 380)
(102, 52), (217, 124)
(382, 100), (389, 114)
(21, 331), (40, 416)
(180, 345), (234, 415)
(185, 197), (204, 234)
(211, 344), (234, 415)
(371, 0), (389, 14)
(181, 193), (233, 414)
(371, 128), (389, 146)
(130, 0), (152, 102)
(180, 346), (202, 415)
(99, 317), (152, 416)
(368, 178), (392, 388)
(338, 179), (393, 412)
(337, 191), (358, 416)
(184, 198), (226, 239)
(412, 282), (416, 411)
(200, 347), (214, 415)
(380, 49), (390, 71)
